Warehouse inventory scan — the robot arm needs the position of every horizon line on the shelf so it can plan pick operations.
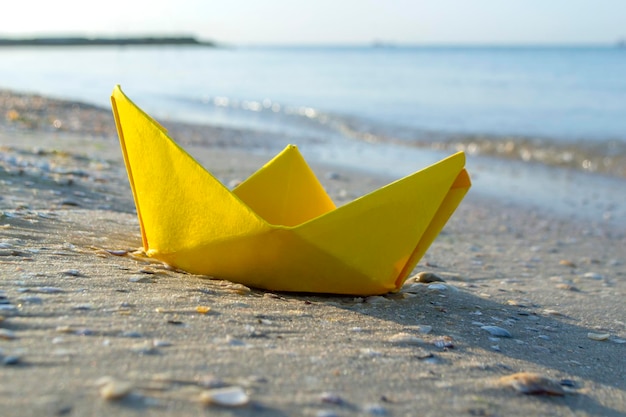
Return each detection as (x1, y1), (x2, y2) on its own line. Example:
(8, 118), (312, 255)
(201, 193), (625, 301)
(0, 34), (622, 49)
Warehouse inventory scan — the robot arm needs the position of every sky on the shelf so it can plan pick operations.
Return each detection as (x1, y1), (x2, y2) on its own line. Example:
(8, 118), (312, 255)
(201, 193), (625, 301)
(1, 0), (625, 45)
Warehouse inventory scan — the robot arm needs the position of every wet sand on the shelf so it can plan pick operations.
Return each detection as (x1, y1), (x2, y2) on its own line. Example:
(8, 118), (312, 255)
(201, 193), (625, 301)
(1, 90), (625, 416)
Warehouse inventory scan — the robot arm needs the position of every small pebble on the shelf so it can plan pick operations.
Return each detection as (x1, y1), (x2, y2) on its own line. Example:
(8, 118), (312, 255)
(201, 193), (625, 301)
(196, 306), (211, 314)
(56, 325), (74, 334)
(152, 339), (173, 348)
(3, 355), (21, 365)
(18, 296), (43, 304)
(555, 283), (579, 291)
(413, 272), (445, 283)
(263, 293), (281, 299)
(0, 329), (17, 340)
(197, 375), (228, 389)
(320, 392), (344, 405)
(498, 372), (566, 396)
(481, 325), (512, 338)
(506, 299), (530, 307)
(200, 386), (249, 407)
(131, 342), (159, 355)
(542, 309), (565, 317)
(36, 286), (63, 293)
(582, 272), (603, 280)
(359, 348), (382, 357)
(427, 283), (448, 291)
(120, 331), (143, 338)
(129, 275), (153, 283)
(98, 377), (133, 400)
(75, 328), (95, 336)
(61, 269), (82, 277)
(560, 379), (577, 388)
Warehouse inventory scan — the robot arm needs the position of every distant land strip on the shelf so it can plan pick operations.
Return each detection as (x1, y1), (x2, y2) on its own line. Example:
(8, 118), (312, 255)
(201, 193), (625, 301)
(0, 36), (215, 47)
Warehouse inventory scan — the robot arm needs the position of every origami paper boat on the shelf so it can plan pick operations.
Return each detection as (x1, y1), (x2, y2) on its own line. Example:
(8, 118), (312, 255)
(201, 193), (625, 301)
(111, 85), (470, 295)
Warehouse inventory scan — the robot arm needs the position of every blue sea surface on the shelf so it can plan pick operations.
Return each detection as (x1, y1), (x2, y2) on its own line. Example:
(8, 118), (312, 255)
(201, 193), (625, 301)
(1, 44), (626, 226)
(2, 45), (625, 141)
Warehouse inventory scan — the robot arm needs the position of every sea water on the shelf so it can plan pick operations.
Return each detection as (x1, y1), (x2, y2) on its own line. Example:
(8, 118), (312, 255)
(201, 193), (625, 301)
(1, 45), (625, 226)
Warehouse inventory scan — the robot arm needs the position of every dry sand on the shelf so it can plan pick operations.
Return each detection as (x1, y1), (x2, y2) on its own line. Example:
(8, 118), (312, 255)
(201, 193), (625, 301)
(1, 91), (625, 416)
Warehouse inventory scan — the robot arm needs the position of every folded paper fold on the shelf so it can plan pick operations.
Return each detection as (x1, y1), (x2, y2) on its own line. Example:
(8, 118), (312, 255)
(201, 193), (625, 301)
(111, 85), (471, 295)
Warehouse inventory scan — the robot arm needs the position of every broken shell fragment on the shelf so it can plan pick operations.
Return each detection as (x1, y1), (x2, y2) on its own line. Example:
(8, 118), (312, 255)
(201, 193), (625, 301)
(200, 386), (249, 407)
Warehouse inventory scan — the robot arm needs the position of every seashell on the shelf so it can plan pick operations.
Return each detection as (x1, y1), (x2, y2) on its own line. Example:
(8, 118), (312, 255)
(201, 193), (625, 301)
(433, 336), (454, 349)
(200, 386), (249, 407)
(587, 332), (610, 341)
(106, 249), (129, 256)
(498, 372), (565, 396)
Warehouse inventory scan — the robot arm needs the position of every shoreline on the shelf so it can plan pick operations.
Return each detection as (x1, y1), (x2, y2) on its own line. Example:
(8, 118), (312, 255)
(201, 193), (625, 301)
(3, 87), (624, 233)
(3, 83), (626, 179)
(1, 89), (625, 415)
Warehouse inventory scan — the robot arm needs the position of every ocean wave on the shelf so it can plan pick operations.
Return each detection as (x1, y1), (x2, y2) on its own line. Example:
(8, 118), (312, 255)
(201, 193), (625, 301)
(170, 94), (626, 179)
(336, 118), (626, 178)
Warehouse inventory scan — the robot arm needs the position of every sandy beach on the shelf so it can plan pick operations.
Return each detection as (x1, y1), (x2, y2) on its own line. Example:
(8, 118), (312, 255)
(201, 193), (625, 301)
(1, 90), (625, 416)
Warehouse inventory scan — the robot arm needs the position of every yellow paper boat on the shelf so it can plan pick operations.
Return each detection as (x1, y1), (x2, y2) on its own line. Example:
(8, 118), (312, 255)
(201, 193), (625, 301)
(111, 85), (470, 295)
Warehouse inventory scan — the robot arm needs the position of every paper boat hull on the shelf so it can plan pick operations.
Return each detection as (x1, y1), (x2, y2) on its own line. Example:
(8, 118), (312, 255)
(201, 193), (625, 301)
(111, 85), (470, 295)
